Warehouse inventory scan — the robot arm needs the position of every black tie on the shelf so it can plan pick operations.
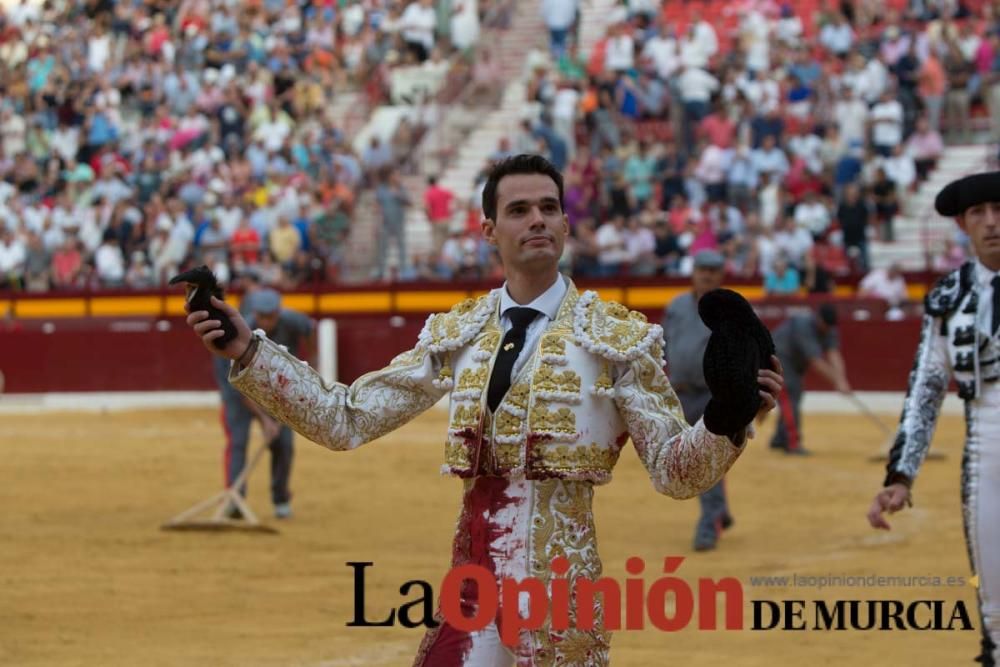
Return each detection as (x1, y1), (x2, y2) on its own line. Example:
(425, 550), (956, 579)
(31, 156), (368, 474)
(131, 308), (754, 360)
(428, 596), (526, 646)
(992, 276), (1000, 335)
(487, 307), (539, 412)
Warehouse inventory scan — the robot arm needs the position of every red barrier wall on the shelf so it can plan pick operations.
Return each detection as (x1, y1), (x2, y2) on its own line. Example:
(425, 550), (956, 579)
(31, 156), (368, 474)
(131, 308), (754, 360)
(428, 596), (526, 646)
(0, 310), (920, 394)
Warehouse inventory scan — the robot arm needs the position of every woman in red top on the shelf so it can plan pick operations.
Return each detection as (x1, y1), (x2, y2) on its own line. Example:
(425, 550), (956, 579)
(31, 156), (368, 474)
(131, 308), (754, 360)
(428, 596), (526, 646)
(51, 237), (82, 289)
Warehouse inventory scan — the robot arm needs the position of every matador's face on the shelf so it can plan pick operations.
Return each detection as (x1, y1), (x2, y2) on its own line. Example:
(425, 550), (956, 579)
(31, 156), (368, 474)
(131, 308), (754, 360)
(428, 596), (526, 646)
(960, 201), (1000, 269)
(482, 173), (569, 273)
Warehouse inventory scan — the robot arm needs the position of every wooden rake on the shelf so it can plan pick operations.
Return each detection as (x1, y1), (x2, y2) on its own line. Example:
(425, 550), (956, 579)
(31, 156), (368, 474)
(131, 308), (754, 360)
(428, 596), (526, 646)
(161, 442), (278, 534)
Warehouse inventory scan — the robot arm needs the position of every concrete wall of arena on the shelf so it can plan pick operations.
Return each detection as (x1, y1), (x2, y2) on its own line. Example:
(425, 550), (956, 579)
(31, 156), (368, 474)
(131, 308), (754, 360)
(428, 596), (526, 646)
(0, 278), (938, 394)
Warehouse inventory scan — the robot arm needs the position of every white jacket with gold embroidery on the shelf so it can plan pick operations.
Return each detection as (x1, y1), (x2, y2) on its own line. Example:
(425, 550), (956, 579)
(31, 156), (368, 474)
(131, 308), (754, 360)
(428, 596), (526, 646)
(228, 281), (744, 498)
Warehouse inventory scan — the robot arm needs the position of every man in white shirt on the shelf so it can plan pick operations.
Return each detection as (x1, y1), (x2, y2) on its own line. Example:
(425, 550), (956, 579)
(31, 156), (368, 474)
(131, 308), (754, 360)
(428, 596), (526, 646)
(858, 263), (908, 308)
(642, 23), (679, 80)
(595, 215), (630, 274)
(750, 135), (790, 180)
(680, 11), (718, 68)
(95, 231), (126, 286)
(541, 0), (577, 58)
(820, 14), (853, 57)
(774, 215), (813, 268)
(870, 89), (904, 157)
(833, 86), (869, 148)
(604, 23), (635, 73)
(401, 0), (437, 61)
(883, 144), (916, 193)
(0, 228), (26, 288)
(793, 192), (831, 236)
(677, 65), (719, 153)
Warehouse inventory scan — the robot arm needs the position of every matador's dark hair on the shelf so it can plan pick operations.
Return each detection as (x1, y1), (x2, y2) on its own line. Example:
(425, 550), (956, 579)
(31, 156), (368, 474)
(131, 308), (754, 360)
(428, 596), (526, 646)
(481, 154), (564, 223)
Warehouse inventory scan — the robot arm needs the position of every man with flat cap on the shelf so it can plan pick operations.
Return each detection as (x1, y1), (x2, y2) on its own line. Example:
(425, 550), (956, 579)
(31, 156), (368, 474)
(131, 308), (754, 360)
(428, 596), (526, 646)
(663, 249), (735, 551)
(219, 288), (316, 519)
(868, 171), (1000, 666)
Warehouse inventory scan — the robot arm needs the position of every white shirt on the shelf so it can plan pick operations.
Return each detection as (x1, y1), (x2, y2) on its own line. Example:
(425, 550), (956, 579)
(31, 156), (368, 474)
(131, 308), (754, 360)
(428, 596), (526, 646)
(498, 274), (568, 380)
(883, 154), (916, 192)
(95, 243), (125, 282)
(871, 100), (903, 147)
(794, 201), (831, 236)
(401, 2), (437, 49)
(642, 36), (679, 79)
(552, 88), (580, 121)
(820, 22), (853, 54)
(596, 223), (630, 265)
(0, 238), (26, 273)
(677, 67), (719, 102)
(834, 98), (868, 146)
(859, 268), (907, 307)
(775, 227), (813, 265)
(605, 35), (635, 72)
(789, 133), (823, 175)
(541, 0), (577, 30)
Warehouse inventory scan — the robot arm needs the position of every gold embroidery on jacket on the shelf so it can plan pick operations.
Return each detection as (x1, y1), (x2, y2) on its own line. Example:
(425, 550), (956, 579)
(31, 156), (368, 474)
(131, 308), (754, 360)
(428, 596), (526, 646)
(456, 366), (489, 393)
(530, 405), (578, 440)
(450, 404), (480, 431)
(533, 443), (619, 473)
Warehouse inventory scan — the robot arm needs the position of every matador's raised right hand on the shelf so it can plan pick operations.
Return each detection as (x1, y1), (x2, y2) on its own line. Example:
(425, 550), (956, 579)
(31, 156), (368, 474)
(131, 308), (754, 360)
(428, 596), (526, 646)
(186, 296), (254, 362)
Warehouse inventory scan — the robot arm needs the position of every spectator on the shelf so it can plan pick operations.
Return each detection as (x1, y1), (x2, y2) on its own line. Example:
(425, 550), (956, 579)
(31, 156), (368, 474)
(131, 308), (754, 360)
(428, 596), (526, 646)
(125, 251), (154, 289)
(22, 230), (50, 292)
(605, 22), (636, 74)
(906, 116), (944, 181)
(727, 144), (758, 211)
(269, 216), (302, 266)
(424, 175), (455, 255)
(872, 167), (900, 242)
(595, 214), (629, 276)
(944, 41), (974, 142)
(361, 136), (394, 177)
(676, 64), (719, 154)
(624, 215), (656, 276)
(919, 48), (947, 133)
(794, 191), (832, 236)
(870, 88), (904, 157)
(819, 13), (854, 57)
(541, 0), (578, 59)
(859, 263), (909, 312)
(764, 254), (801, 295)
(624, 141), (656, 207)
(94, 229), (125, 287)
(751, 135), (790, 180)
(694, 141), (731, 203)
(51, 237), (82, 290)
(374, 169), (410, 280)
(642, 21), (680, 80)
(681, 10), (718, 68)
(401, 0), (438, 62)
(933, 237), (968, 272)
(883, 144), (917, 193)
(805, 232), (850, 293)
(836, 183), (873, 272)
(774, 215), (813, 269)
(0, 227), (26, 289)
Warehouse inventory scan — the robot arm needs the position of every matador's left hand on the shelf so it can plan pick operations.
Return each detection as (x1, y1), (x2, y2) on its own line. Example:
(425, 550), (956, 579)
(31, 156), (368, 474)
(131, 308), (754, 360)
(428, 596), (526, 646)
(755, 355), (783, 420)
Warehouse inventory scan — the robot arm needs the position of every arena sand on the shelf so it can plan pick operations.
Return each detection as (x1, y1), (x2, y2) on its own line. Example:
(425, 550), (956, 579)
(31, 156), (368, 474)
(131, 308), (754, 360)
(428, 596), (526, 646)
(0, 408), (977, 666)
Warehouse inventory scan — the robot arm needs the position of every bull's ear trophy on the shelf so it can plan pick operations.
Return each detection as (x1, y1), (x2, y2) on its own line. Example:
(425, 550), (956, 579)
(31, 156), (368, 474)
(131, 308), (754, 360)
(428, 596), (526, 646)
(169, 265), (239, 349)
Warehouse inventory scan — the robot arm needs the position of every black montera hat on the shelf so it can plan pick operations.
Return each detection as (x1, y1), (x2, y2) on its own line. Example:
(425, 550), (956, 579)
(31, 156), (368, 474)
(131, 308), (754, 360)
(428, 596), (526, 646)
(934, 171), (1000, 217)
